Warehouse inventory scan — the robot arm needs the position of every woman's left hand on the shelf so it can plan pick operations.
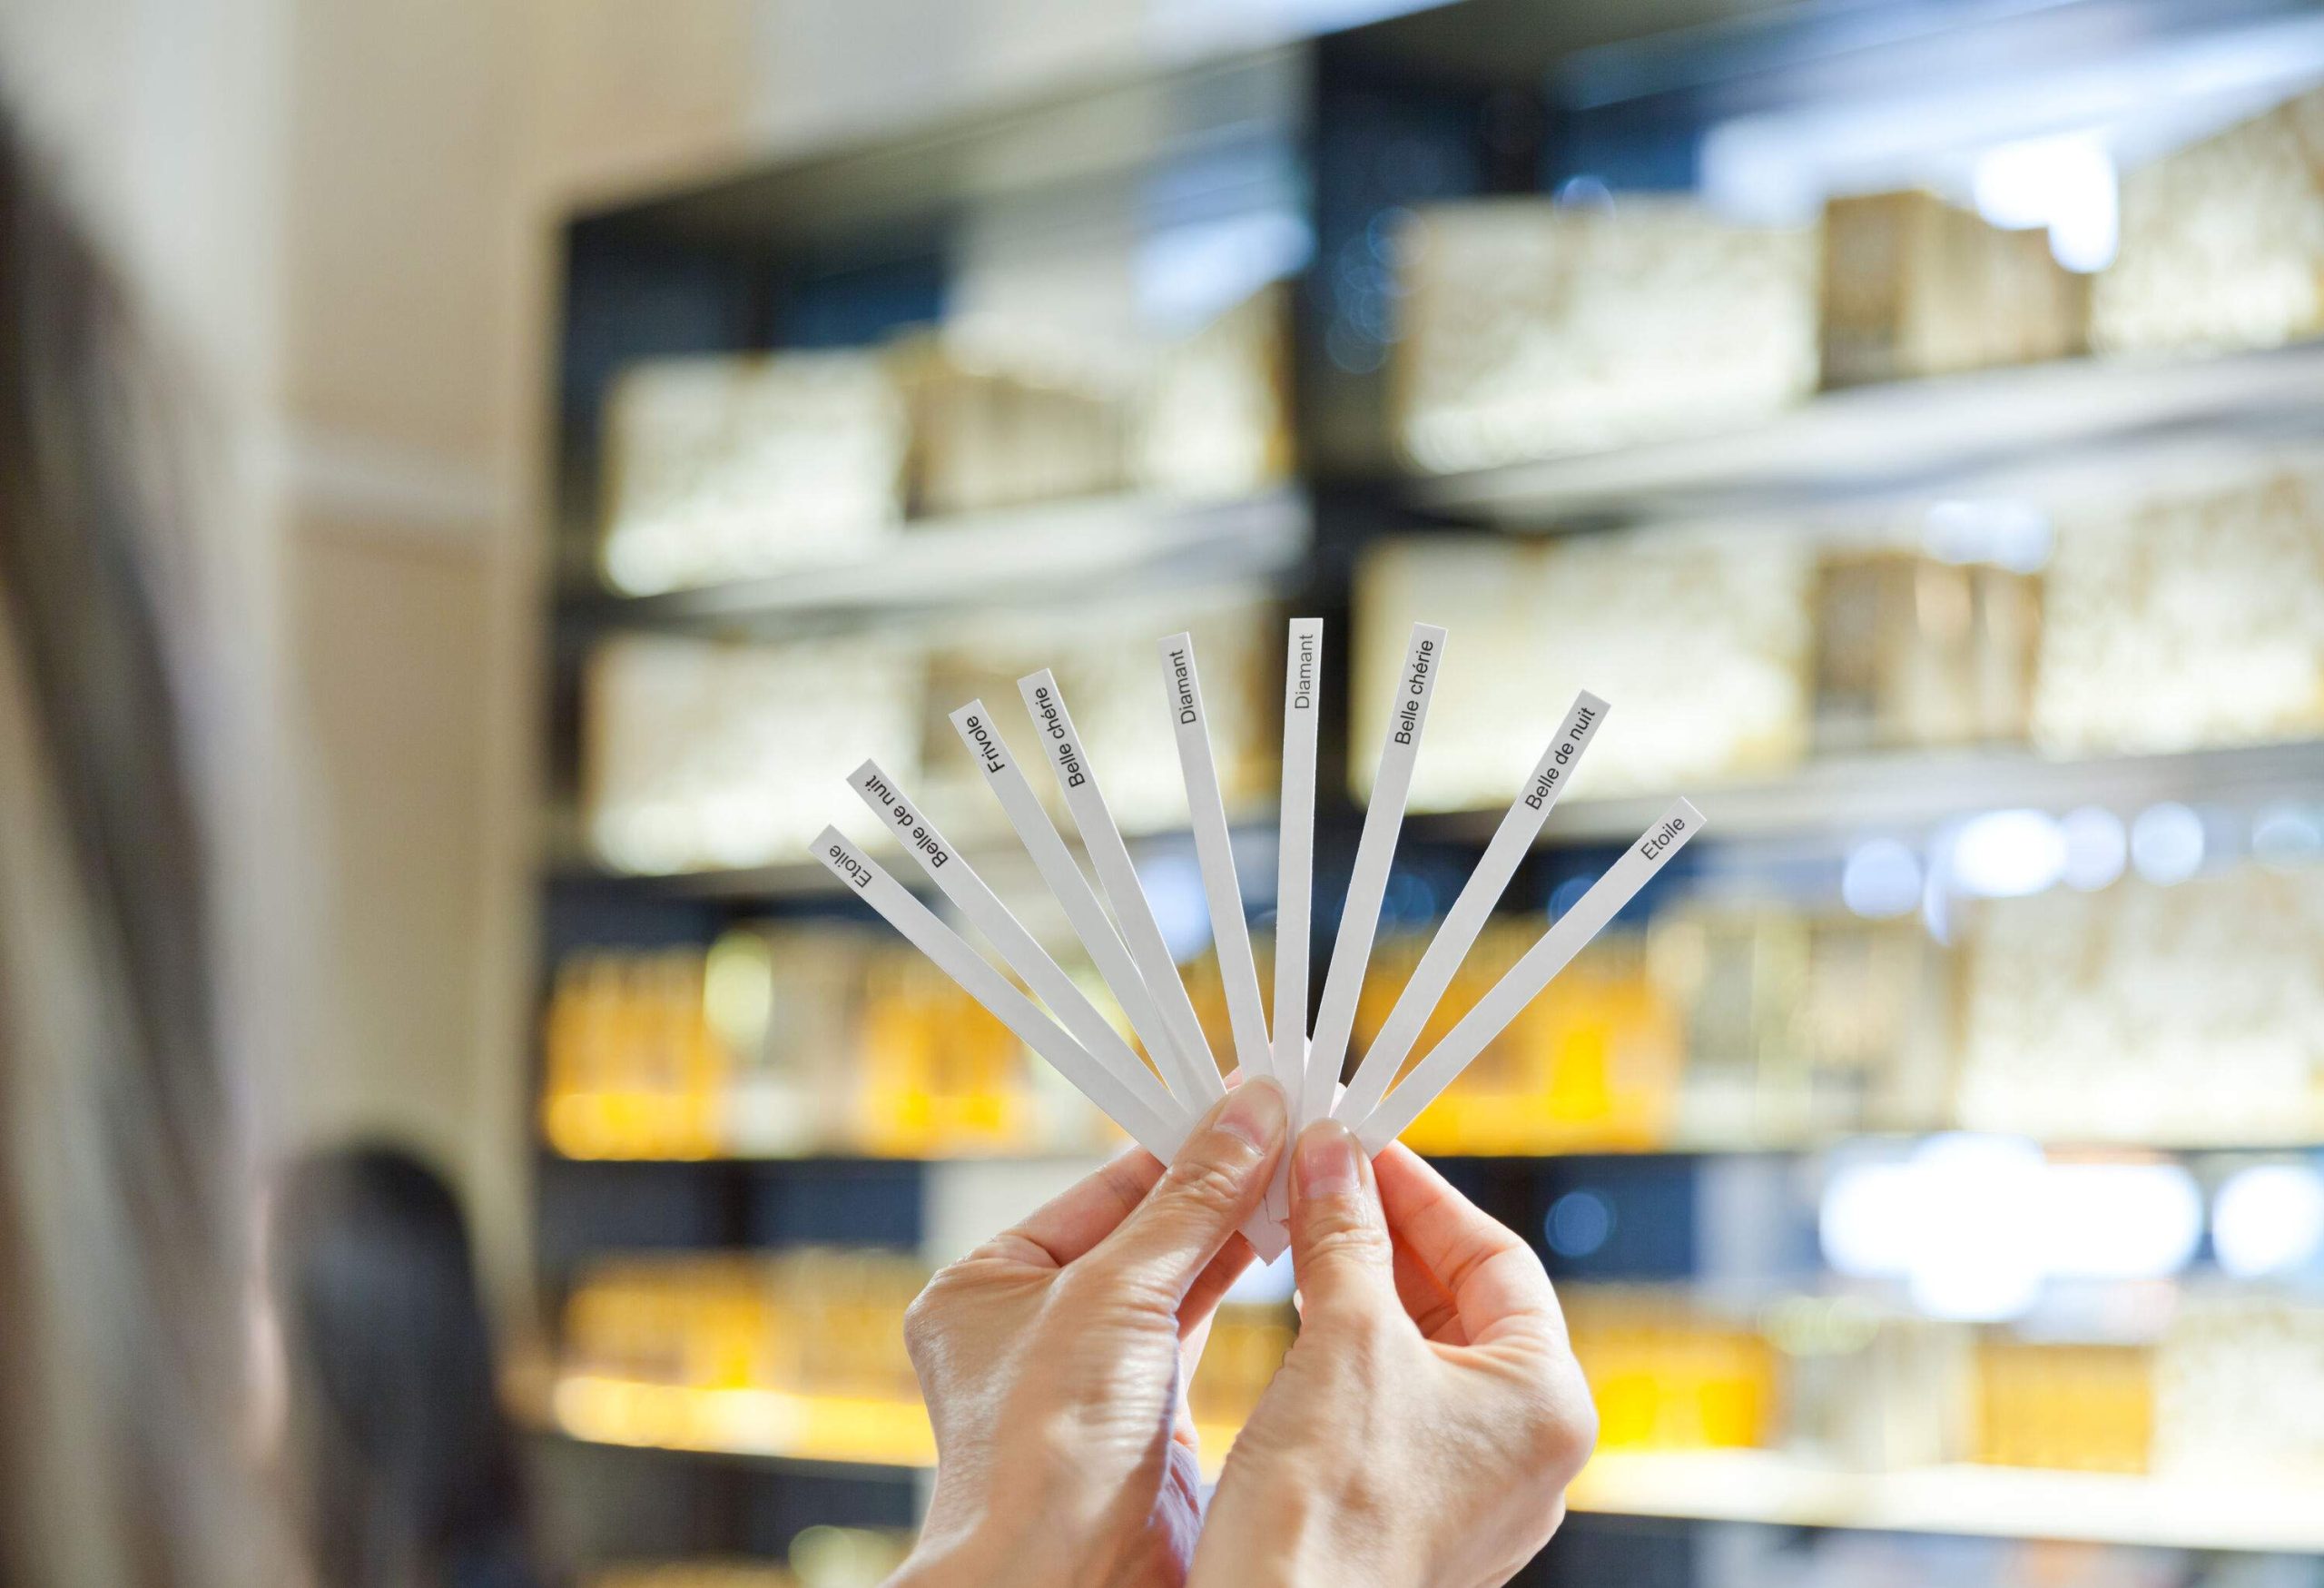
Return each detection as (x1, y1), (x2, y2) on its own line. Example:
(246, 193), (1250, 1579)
(889, 1080), (1288, 1588)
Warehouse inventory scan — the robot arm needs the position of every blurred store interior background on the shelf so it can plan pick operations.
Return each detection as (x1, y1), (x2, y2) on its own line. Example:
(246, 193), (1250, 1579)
(8, 0), (2324, 1583)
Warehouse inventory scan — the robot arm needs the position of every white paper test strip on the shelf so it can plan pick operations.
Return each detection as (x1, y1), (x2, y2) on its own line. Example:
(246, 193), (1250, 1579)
(1300, 623), (1447, 1130)
(1159, 634), (1272, 1088)
(1353, 799), (1705, 1156)
(812, 826), (1183, 1157)
(847, 759), (1179, 1128)
(1334, 690), (1609, 1128)
(948, 701), (1193, 1125)
(1273, 618), (1322, 1090)
(1019, 669), (1226, 1112)
(1265, 618), (1324, 1229)
(824, 804), (1289, 1264)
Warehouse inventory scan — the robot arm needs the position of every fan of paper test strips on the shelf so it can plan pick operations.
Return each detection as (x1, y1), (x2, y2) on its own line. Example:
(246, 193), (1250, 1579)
(814, 621), (1703, 1261)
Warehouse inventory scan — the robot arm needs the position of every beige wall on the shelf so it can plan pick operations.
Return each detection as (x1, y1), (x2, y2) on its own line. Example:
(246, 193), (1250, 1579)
(270, 0), (548, 1326)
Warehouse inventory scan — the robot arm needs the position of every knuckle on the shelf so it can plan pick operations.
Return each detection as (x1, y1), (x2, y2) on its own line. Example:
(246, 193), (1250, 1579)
(1553, 1369), (1601, 1472)
(1300, 1213), (1392, 1270)
(1051, 1251), (1174, 1322)
(1512, 1357), (1598, 1477)
(900, 1283), (947, 1363)
(899, 1258), (983, 1352)
(1160, 1151), (1251, 1218)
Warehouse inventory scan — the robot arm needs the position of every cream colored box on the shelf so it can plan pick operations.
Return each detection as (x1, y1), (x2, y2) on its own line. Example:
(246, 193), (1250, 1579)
(2094, 85), (2324, 355)
(2031, 465), (2324, 756)
(599, 351), (906, 594)
(584, 633), (923, 874)
(1393, 198), (1821, 473)
(1354, 528), (1814, 807)
(1820, 190), (2087, 387)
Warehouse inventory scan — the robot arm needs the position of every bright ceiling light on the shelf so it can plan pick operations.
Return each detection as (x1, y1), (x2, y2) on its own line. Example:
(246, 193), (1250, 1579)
(1945, 809), (2066, 899)
(1819, 1137), (2204, 1321)
(1841, 838), (1923, 919)
(2130, 803), (2205, 885)
(2060, 806), (2128, 892)
(1972, 134), (2119, 271)
(2042, 1162), (2203, 1281)
(2214, 1164), (2324, 1279)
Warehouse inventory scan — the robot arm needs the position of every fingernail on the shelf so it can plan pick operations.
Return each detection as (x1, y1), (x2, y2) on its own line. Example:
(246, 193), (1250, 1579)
(1295, 1120), (1362, 1199)
(1213, 1078), (1285, 1153)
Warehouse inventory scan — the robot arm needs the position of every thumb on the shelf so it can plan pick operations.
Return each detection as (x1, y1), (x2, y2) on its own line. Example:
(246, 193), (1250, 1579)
(1089, 1079), (1286, 1301)
(1289, 1119), (1396, 1318)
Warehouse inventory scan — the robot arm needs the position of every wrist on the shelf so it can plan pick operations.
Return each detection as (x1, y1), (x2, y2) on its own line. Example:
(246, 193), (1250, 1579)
(896, 1464), (1097, 1588)
(891, 1516), (1071, 1588)
(1194, 1468), (1421, 1588)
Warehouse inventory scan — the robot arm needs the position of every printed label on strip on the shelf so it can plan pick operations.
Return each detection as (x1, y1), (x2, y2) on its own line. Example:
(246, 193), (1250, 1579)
(1335, 690), (1608, 1126)
(1261, 619), (1324, 1228)
(849, 759), (1178, 1127)
(949, 700), (1192, 1129)
(1160, 634), (1272, 1088)
(1354, 798), (1703, 1155)
(812, 826), (1181, 1158)
(1301, 622), (1446, 1129)
(1274, 619), (1322, 1087)
(1018, 669), (1226, 1110)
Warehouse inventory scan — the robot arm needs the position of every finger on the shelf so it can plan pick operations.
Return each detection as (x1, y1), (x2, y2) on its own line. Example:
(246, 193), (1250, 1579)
(1179, 1234), (1257, 1341)
(1391, 1236), (1463, 1344)
(1374, 1142), (1563, 1346)
(1087, 1080), (1286, 1301)
(1286, 1119), (1397, 1320)
(1174, 1308), (1216, 1448)
(1007, 1148), (1167, 1268)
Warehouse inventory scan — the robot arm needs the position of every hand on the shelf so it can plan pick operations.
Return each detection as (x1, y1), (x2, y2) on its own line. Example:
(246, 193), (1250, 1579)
(1191, 1122), (1596, 1588)
(890, 1080), (1288, 1588)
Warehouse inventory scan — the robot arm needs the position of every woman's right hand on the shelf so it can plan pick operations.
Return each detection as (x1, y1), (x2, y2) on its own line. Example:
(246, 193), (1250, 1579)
(1190, 1122), (1596, 1588)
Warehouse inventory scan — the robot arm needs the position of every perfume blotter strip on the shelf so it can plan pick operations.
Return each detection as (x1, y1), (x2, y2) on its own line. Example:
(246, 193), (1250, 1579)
(820, 620), (1703, 1261)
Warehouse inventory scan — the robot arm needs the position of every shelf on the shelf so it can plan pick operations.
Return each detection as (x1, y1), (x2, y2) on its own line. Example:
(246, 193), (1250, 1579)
(549, 1395), (2324, 1553)
(557, 488), (1310, 639)
(539, 1127), (2324, 1169)
(553, 1376), (934, 1471)
(1411, 341), (2324, 526)
(572, 49), (1301, 248)
(551, 1375), (1240, 1482)
(542, 1124), (1125, 1167)
(546, 803), (1275, 902)
(1418, 737), (2324, 849)
(1569, 1449), (2324, 1555)
(548, 738), (2324, 898)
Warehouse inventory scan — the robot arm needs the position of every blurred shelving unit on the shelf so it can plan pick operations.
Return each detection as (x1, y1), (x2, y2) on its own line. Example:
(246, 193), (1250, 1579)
(551, 736), (2324, 900)
(1566, 1453), (2324, 1556)
(532, 0), (2324, 1581)
(538, 1124), (2324, 1167)
(544, 804), (1280, 902)
(546, 1410), (2324, 1556)
(1410, 340), (2324, 526)
(556, 488), (1311, 641)
(547, 1381), (1244, 1483)
(1420, 738), (2324, 848)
